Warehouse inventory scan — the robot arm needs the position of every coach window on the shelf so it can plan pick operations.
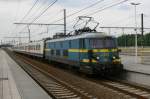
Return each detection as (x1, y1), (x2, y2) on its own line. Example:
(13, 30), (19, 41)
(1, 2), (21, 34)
(29, 45), (31, 50)
(35, 46), (38, 50)
(51, 50), (54, 55)
(79, 39), (85, 48)
(34, 45), (36, 50)
(36, 45), (37, 50)
(69, 40), (71, 48)
(37, 45), (38, 50)
(60, 42), (63, 48)
(54, 42), (56, 48)
(56, 50), (60, 56)
(46, 43), (48, 48)
(36, 45), (39, 50)
(37, 45), (40, 50)
(36, 45), (38, 50)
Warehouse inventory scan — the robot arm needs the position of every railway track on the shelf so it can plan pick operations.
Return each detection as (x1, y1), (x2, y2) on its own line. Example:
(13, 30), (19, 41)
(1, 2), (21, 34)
(99, 80), (150, 99)
(16, 56), (97, 99)
(6, 50), (150, 99)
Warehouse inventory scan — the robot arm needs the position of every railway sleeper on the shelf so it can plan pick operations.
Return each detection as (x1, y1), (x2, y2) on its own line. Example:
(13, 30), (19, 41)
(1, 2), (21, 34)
(52, 91), (72, 94)
(141, 93), (150, 97)
(49, 88), (69, 91)
(47, 85), (65, 89)
(54, 92), (75, 96)
(56, 94), (79, 99)
(45, 82), (60, 85)
(48, 85), (65, 89)
(46, 83), (62, 86)
(135, 91), (149, 95)
(129, 89), (144, 93)
(48, 87), (67, 91)
(121, 87), (137, 91)
(115, 85), (129, 88)
(69, 97), (81, 99)
(38, 78), (54, 82)
(46, 85), (64, 89)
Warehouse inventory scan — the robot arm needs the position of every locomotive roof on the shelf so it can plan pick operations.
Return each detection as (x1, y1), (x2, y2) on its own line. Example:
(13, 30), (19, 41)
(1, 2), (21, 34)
(46, 32), (113, 43)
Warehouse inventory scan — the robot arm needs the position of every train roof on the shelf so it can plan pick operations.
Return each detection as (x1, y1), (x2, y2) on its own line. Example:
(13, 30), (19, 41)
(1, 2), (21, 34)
(14, 40), (44, 47)
(46, 32), (114, 43)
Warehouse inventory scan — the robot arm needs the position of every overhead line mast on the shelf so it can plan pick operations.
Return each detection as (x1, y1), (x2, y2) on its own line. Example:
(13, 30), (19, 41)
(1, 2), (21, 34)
(14, 23), (64, 43)
(14, 9), (66, 43)
(17, 0), (58, 39)
(50, 0), (104, 24)
(48, 0), (130, 32)
(64, 9), (67, 35)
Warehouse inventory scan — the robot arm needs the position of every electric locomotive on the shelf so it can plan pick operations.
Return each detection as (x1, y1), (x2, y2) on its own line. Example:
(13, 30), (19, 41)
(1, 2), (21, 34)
(44, 27), (123, 75)
(44, 16), (123, 75)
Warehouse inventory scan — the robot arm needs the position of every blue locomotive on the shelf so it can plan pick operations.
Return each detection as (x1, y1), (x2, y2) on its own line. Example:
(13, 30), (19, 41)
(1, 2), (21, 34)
(44, 28), (123, 75)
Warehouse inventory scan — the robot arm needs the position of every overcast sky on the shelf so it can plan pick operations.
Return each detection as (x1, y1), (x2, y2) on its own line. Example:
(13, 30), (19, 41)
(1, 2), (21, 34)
(0, 0), (150, 43)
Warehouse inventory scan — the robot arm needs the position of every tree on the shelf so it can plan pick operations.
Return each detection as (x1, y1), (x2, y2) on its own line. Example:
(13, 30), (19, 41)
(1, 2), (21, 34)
(117, 33), (150, 47)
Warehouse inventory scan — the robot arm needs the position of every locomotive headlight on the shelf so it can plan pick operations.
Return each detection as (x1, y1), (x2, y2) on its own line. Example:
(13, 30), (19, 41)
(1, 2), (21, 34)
(112, 56), (116, 59)
(96, 57), (100, 60)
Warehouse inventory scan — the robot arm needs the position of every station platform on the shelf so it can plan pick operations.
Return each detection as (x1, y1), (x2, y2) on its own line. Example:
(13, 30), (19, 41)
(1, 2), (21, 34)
(0, 49), (51, 99)
(121, 55), (150, 75)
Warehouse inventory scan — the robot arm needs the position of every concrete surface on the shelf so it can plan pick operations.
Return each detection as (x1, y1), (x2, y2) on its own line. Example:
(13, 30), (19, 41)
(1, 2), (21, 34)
(121, 55), (150, 75)
(0, 49), (51, 99)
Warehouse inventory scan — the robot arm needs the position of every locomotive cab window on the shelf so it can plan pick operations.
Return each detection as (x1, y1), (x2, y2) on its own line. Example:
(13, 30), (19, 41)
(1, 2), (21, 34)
(90, 37), (117, 48)
(79, 39), (85, 48)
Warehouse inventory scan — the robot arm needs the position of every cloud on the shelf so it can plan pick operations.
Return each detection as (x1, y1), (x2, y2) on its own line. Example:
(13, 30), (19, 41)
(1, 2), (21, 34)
(0, 0), (150, 42)
(116, 4), (130, 10)
(0, 0), (29, 2)
(57, 0), (99, 8)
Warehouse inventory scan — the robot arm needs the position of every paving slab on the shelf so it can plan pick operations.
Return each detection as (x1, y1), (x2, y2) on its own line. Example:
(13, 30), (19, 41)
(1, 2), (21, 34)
(0, 49), (51, 99)
(121, 55), (150, 75)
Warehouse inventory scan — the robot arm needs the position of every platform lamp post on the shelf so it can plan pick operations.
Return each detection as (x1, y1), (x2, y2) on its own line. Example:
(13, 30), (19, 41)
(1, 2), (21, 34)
(131, 2), (141, 63)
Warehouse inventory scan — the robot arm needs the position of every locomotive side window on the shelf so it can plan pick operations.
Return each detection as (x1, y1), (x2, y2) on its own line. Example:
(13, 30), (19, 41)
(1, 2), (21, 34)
(51, 50), (54, 55)
(79, 39), (85, 48)
(90, 37), (117, 48)
(46, 43), (48, 48)
(54, 42), (56, 48)
(69, 40), (71, 48)
(56, 50), (60, 56)
(60, 42), (63, 48)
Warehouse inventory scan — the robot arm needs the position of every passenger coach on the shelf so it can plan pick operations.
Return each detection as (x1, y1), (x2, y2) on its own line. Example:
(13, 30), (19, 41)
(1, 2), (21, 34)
(13, 40), (44, 58)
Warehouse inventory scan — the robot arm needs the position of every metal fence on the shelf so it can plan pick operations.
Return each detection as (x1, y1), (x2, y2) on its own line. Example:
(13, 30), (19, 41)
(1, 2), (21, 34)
(120, 47), (150, 65)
